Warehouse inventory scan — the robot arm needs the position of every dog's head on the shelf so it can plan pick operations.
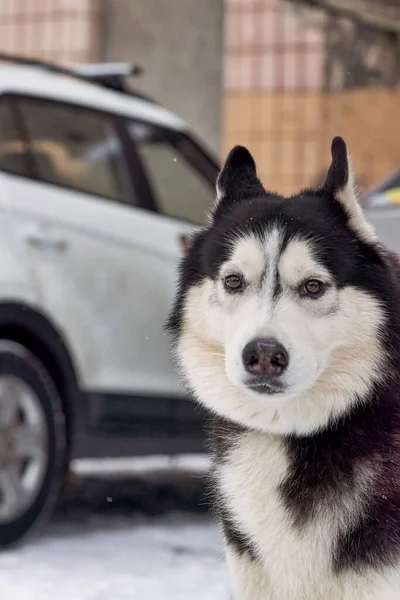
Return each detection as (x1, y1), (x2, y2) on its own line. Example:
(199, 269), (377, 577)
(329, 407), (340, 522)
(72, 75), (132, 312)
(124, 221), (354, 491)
(168, 138), (399, 435)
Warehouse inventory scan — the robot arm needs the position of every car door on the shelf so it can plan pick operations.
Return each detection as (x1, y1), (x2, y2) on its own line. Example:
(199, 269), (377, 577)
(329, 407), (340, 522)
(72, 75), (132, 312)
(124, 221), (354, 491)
(124, 119), (219, 384)
(1, 95), (192, 403)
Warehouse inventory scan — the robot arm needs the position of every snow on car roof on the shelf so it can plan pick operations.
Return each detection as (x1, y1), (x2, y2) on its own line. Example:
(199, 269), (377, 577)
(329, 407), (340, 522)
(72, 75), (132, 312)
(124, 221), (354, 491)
(0, 64), (186, 131)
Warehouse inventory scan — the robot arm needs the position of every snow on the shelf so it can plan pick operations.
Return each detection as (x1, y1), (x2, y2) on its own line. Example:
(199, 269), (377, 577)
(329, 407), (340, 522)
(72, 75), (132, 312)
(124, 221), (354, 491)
(0, 457), (230, 600)
(0, 514), (228, 599)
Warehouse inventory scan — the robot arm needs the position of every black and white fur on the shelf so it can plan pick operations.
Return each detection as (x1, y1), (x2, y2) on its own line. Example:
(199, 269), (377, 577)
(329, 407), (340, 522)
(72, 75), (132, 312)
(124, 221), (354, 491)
(167, 138), (400, 599)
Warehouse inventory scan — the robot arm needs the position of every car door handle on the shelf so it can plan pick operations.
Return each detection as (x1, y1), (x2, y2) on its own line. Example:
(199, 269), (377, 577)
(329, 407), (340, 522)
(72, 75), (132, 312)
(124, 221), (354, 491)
(24, 234), (68, 253)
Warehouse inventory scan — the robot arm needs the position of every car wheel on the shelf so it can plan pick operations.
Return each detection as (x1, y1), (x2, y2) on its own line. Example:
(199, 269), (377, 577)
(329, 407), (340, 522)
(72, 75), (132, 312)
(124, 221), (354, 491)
(0, 340), (66, 548)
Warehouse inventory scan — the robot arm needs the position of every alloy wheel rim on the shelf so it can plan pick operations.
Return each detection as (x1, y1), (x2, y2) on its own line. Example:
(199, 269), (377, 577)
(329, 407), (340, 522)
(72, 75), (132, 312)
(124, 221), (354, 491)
(0, 376), (48, 523)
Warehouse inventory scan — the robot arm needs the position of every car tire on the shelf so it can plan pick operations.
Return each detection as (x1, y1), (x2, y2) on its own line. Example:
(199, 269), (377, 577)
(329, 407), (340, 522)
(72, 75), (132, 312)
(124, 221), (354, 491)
(0, 340), (66, 548)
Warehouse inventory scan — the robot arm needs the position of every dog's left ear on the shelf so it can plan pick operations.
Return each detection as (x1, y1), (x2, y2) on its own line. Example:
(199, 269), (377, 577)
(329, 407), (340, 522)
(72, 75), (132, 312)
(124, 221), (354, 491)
(322, 137), (376, 243)
(211, 145), (266, 220)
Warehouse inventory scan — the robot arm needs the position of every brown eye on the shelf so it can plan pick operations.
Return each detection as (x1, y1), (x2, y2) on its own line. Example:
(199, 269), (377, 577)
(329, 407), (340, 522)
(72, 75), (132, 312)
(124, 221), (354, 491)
(303, 279), (325, 297)
(224, 274), (243, 291)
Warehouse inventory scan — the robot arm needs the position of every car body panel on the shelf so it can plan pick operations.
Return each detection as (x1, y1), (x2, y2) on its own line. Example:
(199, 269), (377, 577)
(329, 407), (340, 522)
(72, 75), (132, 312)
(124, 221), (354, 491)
(1, 167), (195, 396)
(363, 169), (400, 252)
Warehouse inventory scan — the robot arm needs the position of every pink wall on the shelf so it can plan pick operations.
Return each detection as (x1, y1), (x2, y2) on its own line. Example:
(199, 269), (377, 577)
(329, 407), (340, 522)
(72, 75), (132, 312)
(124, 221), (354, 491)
(224, 0), (325, 91)
(0, 0), (99, 64)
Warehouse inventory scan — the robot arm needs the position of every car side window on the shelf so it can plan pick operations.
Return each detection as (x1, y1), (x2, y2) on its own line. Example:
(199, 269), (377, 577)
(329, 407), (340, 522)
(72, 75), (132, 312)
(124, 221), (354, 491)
(0, 99), (31, 177)
(16, 98), (134, 205)
(129, 121), (215, 225)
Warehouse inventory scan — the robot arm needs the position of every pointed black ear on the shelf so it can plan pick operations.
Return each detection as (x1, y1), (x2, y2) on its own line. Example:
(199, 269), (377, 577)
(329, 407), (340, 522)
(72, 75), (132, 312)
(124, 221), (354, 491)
(212, 146), (265, 218)
(323, 137), (350, 195)
(322, 137), (376, 243)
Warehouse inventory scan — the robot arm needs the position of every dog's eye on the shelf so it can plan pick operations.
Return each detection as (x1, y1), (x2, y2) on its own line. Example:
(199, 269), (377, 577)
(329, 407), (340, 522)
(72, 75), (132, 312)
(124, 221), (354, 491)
(224, 274), (244, 291)
(302, 279), (326, 298)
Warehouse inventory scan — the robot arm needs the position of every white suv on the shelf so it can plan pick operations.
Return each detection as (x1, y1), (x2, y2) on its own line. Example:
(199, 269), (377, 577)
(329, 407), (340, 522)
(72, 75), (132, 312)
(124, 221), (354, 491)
(0, 57), (217, 547)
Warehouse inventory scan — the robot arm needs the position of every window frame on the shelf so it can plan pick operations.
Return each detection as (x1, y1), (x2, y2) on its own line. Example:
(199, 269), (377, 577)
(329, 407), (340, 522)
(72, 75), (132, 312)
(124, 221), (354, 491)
(0, 96), (33, 178)
(0, 93), (155, 211)
(124, 117), (219, 224)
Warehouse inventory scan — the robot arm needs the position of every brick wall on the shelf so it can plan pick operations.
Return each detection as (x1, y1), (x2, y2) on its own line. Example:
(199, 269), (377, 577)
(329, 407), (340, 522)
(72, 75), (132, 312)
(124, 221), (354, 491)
(224, 87), (400, 195)
(223, 0), (400, 194)
(0, 0), (100, 64)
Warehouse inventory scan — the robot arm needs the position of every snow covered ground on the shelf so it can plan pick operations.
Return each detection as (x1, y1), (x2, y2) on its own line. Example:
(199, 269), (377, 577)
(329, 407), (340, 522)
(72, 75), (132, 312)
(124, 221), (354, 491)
(0, 513), (228, 599)
(0, 458), (230, 600)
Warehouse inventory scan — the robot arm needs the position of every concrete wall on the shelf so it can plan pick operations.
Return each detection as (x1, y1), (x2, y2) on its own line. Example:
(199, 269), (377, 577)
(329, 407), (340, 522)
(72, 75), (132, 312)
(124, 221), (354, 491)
(100, 0), (224, 157)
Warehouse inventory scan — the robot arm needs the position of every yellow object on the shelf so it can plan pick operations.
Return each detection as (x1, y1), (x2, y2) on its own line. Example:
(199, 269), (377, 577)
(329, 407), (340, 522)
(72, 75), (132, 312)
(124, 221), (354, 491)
(386, 188), (400, 203)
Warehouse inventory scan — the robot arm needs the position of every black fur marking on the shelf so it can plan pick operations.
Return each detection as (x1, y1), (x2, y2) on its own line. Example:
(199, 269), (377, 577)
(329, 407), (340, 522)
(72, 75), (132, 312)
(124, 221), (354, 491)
(323, 136), (349, 194)
(272, 264), (282, 300)
(220, 145), (256, 176)
(334, 502), (400, 573)
(221, 513), (259, 561)
(207, 418), (259, 561)
(206, 417), (245, 465)
(279, 402), (376, 529)
(213, 146), (268, 222)
(165, 229), (207, 340)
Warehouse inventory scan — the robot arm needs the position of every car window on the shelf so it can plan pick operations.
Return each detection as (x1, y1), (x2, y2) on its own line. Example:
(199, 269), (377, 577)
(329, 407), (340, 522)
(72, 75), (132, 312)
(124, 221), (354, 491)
(17, 99), (134, 204)
(0, 99), (30, 177)
(129, 122), (215, 225)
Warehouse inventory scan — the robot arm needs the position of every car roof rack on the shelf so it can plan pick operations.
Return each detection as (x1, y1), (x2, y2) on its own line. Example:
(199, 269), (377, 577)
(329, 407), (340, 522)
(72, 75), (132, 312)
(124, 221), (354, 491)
(0, 53), (157, 104)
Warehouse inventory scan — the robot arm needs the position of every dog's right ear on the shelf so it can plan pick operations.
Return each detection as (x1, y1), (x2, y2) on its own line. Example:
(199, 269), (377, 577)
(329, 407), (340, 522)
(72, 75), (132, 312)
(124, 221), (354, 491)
(212, 146), (265, 220)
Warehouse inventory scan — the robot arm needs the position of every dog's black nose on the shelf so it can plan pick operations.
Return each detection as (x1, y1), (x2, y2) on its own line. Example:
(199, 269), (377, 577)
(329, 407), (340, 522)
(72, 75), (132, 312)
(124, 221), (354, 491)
(242, 338), (289, 377)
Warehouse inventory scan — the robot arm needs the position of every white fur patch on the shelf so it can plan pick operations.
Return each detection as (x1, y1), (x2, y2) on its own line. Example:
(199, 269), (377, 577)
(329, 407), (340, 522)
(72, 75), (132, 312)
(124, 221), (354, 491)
(221, 234), (267, 284)
(279, 238), (332, 288)
(336, 152), (376, 244)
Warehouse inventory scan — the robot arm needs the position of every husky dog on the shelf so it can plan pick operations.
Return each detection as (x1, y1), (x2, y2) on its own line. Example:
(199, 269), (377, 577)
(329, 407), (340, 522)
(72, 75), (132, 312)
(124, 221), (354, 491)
(167, 137), (400, 599)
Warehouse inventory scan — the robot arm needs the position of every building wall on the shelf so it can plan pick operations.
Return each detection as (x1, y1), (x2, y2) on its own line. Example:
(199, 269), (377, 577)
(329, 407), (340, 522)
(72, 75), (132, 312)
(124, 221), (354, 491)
(223, 0), (326, 194)
(224, 87), (400, 196)
(0, 0), (99, 64)
(223, 0), (400, 194)
(100, 0), (224, 157)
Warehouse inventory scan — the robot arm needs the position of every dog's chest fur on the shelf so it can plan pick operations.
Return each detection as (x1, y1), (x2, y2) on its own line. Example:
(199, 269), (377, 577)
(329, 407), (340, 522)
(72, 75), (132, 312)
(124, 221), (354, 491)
(212, 423), (396, 598)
